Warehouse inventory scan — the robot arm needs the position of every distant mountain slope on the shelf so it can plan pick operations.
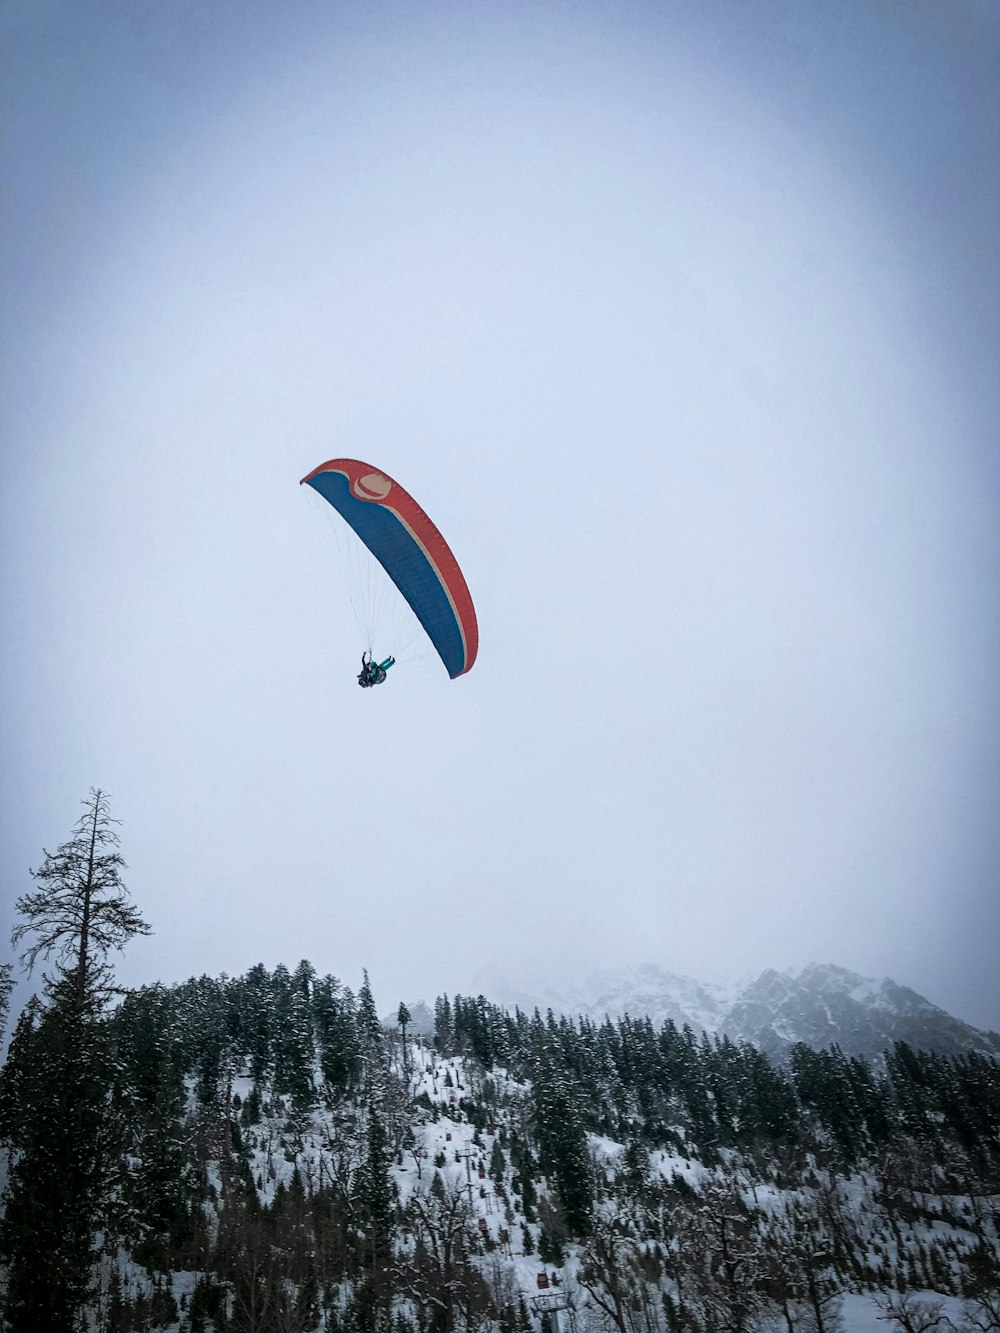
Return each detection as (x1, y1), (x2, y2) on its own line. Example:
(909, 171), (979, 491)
(473, 961), (1000, 1060)
(382, 999), (436, 1037)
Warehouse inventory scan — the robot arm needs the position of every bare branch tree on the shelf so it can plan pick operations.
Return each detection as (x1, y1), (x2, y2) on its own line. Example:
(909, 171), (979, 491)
(957, 1292), (1000, 1333)
(398, 1178), (492, 1332)
(12, 788), (150, 1013)
(579, 1214), (660, 1333)
(875, 1292), (957, 1333)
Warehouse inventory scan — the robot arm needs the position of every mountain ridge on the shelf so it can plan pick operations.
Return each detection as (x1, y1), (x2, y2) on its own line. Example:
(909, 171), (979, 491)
(435, 961), (1000, 1061)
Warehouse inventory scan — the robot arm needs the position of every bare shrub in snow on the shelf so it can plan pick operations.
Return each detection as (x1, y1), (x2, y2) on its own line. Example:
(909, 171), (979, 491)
(875, 1291), (956, 1333)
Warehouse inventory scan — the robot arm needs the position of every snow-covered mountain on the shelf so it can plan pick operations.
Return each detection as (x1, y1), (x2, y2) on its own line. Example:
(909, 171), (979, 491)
(471, 962), (1000, 1061)
(389, 999), (436, 1037)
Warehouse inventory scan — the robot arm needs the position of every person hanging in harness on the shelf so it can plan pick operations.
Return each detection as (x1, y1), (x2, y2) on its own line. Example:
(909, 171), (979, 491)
(358, 651), (396, 688)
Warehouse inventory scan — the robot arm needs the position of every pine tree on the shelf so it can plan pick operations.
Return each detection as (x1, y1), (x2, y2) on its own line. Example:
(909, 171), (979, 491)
(398, 1001), (412, 1080)
(314, 974), (361, 1098)
(531, 1036), (592, 1236)
(358, 969), (383, 1047)
(273, 960), (317, 1111)
(0, 962), (13, 1045)
(355, 1101), (396, 1330)
(0, 980), (114, 1329)
(356, 968), (390, 1092)
(11, 788), (150, 1016)
(0, 789), (150, 1332)
(237, 962), (276, 1085)
(185, 973), (229, 1112)
(434, 994), (453, 1051)
(490, 1138), (507, 1186)
(110, 985), (188, 1267)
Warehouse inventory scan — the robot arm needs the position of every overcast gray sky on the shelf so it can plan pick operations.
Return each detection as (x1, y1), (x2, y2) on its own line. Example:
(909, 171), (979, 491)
(2, 0), (998, 1031)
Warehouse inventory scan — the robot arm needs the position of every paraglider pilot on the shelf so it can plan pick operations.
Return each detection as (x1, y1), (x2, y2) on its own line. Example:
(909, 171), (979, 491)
(358, 652), (396, 688)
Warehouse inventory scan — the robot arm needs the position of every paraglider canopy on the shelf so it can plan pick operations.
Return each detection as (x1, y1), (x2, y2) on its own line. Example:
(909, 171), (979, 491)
(301, 459), (478, 679)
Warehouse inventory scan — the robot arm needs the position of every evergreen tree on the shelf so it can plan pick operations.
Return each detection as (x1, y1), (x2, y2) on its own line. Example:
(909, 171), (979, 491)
(510, 1134), (538, 1223)
(358, 969), (390, 1095)
(314, 974), (361, 1098)
(434, 994), (453, 1051)
(238, 962), (275, 1085)
(398, 1001), (412, 1080)
(530, 1036), (592, 1236)
(1, 789), (150, 1332)
(0, 982), (115, 1329)
(0, 996), (42, 1138)
(358, 969), (383, 1047)
(184, 973), (229, 1112)
(273, 960), (317, 1110)
(489, 1138), (507, 1186)
(11, 788), (150, 1015)
(109, 985), (188, 1266)
(0, 962), (13, 1046)
(355, 1102), (396, 1330)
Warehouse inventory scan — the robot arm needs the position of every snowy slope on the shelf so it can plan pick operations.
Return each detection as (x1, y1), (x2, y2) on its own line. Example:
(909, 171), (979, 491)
(98, 1018), (999, 1333)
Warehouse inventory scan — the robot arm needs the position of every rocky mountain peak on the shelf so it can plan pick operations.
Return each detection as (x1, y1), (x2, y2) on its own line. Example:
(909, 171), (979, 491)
(470, 962), (1000, 1062)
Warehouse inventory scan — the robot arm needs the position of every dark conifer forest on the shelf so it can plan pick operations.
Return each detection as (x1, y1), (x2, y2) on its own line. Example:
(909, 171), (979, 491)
(1, 794), (998, 1332)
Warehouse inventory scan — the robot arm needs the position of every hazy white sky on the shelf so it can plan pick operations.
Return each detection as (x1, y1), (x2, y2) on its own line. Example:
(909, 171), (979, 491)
(2, 0), (998, 1029)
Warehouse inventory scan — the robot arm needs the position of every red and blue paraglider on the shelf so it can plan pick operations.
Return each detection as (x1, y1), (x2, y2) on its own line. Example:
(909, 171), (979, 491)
(301, 459), (478, 686)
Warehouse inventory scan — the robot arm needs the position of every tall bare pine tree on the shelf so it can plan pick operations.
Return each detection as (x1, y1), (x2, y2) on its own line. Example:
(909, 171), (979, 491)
(0, 789), (150, 1332)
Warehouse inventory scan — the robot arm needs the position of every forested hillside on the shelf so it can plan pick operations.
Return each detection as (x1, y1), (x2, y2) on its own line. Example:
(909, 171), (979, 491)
(1, 792), (997, 1333)
(2, 958), (999, 1333)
